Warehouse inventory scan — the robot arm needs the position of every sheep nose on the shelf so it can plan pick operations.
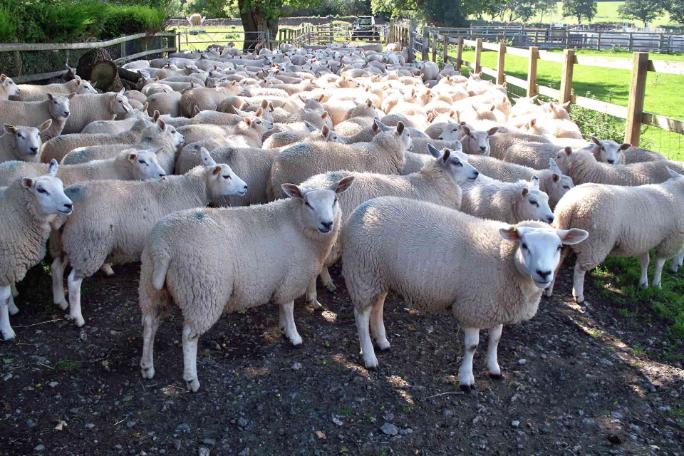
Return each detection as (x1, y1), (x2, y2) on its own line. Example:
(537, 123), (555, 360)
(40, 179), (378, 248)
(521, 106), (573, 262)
(479, 146), (486, 151)
(242, 184), (248, 191)
(607, 159), (615, 164)
(546, 214), (555, 223)
(536, 269), (552, 279)
(30, 147), (38, 153)
(63, 203), (73, 210)
(159, 173), (166, 177)
(321, 221), (333, 230)
(63, 111), (70, 116)
(473, 170), (479, 177)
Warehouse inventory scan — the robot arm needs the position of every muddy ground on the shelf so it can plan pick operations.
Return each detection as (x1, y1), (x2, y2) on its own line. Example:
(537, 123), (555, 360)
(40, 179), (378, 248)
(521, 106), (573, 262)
(1, 262), (683, 455)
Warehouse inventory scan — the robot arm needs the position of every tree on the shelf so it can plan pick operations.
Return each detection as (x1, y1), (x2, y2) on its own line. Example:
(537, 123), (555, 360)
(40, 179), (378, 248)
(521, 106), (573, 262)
(536, 0), (557, 23)
(665, 0), (684, 24)
(562, 0), (597, 23)
(371, 0), (466, 26)
(185, 0), (230, 17)
(618, 0), (665, 27)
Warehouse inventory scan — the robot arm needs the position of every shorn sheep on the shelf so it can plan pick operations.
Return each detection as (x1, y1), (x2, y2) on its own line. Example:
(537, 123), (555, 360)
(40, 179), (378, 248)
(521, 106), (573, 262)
(549, 171), (684, 304)
(0, 160), (73, 340)
(341, 196), (587, 390)
(0, 121), (52, 163)
(138, 176), (354, 391)
(53, 149), (247, 327)
(0, 93), (72, 140)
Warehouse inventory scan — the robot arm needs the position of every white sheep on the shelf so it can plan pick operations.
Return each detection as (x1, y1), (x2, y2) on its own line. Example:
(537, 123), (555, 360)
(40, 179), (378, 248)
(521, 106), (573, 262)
(0, 160), (73, 340)
(460, 125), (499, 155)
(16, 76), (97, 101)
(587, 137), (631, 165)
(62, 91), (133, 134)
(549, 171), (684, 303)
(138, 175), (354, 391)
(341, 196), (587, 389)
(0, 74), (20, 100)
(53, 149), (247, 326)
(0, 122), (52, 163)
(0, 93), (72, 140)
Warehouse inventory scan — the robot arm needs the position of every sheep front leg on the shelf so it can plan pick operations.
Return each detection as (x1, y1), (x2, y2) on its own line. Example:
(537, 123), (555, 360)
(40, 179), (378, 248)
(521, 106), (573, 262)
(652, 257), (666, 288)
(370, 292), (390, 350)
(182, 324), (200, 392)
(10, 283), (18, 298)
(320, 267), (336, 292)
(639, 253), (650, 288)
(305, 277), (323, 310)
(486, 324), (503, 379)
(8, 294), (18, 316)
(0, 286), (15, 341)
(458, 327), (480, 392)
(66, 269), (86, 327)
(278, 300), (302, 346)
(51, 256), (68, 310)
(572, 261), (587, 304)
(354, 305), (377, 368)
(140, 313), (161, 379)
(671, 248), (684, 273)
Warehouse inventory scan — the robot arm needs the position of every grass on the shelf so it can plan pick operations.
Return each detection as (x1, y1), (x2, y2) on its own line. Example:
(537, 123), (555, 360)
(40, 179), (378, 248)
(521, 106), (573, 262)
(471, 1), (677, 27)
(592, 256), (684, 339)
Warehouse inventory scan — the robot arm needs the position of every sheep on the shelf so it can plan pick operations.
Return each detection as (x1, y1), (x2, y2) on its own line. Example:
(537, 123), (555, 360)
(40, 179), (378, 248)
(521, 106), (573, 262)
(53, 149), (247, 327)
(341, 196), (588, 389)
(0, 149), (166, 187)
(0, 93), (72, 140)
(269, 121), (411, 199)
(549, 172), (684, 304)
(587, 137), (631, 164)
(178, 117), (270, 148)
(16, 76), (97, 101)
(0, 74), (20, 100)
(263, 124), (340, 149)
(460, 175), (555, 224)
(147, 91), (182, 117)
(175, 144), (279, 205)
(554, 146), (674, 186)
(460, 125), (499, 155)
(0, 122), (52, 163)
(488, 130), (551, 158)
(138, 175), (354, 391)
(0, 160), (73, 340)
(300, 144), (479, 308)
(62, 91), (133, 134)
(468, 156), (573, 209)
(518, 117), (582, 139)
(180, 86), (243, 117)
(499, 142), (565, 169)
(80, 108), (153, 135)
(41, 119), (148, 163)
(622, 147), (667, 164)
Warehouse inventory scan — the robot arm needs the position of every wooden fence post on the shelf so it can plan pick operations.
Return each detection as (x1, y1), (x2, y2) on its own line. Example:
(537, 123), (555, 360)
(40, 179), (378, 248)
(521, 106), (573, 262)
(496, 40), (506, 85)
(432, 32), (437, 62)
(474, 38), (482, 74)
(456, 37), (464, 71)
(422, 27), (429, 61)
(408, 19), (416, 63)
(559, 48), (575, 104)
(624, 52), (649, 146)
(527, 46), (538, 97)
(443, 34), (449, 65)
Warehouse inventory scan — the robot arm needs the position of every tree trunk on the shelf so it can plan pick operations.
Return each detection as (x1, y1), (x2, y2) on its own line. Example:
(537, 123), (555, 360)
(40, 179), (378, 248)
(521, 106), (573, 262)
(238, 0), (280, 52)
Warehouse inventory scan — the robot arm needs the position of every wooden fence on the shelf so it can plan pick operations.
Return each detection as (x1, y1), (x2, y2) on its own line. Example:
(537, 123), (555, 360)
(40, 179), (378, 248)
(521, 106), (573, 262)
(395, 22), (684, 148)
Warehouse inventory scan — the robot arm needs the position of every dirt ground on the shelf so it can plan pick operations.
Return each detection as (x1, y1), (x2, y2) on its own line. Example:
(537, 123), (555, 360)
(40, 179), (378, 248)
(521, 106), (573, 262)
(1, 262), (683, 455)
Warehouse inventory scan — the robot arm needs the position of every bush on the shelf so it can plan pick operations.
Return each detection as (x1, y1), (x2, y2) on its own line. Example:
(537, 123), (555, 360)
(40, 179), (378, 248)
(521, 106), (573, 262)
(100, 5), (167, 39)
(0, 7), (17, 42)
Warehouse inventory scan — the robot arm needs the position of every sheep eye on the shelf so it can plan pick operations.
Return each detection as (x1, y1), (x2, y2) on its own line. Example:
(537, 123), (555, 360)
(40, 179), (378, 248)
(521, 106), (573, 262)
(222, 175), (231, 180)
(521, 243), (528, 250)
(333, 197), (338, 205)
(557, 245), (562, 251)
(17, 133), (23, 139)
(138, 160), (146, 165)
(305, 201), (312, 209)
(563, 185), (570, 189)
(37, 187), (48, 195)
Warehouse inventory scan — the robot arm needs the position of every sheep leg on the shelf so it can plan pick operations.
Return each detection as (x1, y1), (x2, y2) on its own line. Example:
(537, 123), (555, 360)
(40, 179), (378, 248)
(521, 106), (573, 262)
(140, 313), (160, 380)
(652, 257), (666, 289)
(8, 294), (18, 316)
(572, 261), (587, 304)
(100, 263), (115, 276)
(320, 267), (336, 292)
(671, 248), (684, 273)
(51, 256), (68, 310)
(305, 277), (323, 310)
(278, 300), (303, 346)
(182, 324), (200, 392)
(66, 269), (86, 327)
(639, 253), (650, 288)
(354, 305), (377, 368)
(10, 283), (18, 298)
(370, 292), (390, 351)
(544, 247), (569, 298)
(458, 327), (479, 391)
(0, 286), (15, 341)
(486, 324), (503, 379)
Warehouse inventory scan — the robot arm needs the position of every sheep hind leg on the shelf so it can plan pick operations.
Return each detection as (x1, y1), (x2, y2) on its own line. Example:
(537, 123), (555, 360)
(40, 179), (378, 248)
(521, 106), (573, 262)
(100, 263), (115, 276)
(140, 313), (161, 380)
(320, 267), (336, 292)
(671, 248), (684, 273)
(8, 295), (18, 316)
(545, 247), (569, 298)
(278, 300), (302, 346)
(354, 305), (377, 369)
(10, 283), (18, 298)
(305, 277), (323, 310)
(182, 324), (201, 392)
(458, 327), (479, 392)
(652, 257), (666, 289)
(51, 256), (68, 310)
(370, 292), (390, 351)
(66, 269), (86, 327)
(486, 324), (503, 379)
(639, 253), (650, 288)
(0, 286), (15, 341)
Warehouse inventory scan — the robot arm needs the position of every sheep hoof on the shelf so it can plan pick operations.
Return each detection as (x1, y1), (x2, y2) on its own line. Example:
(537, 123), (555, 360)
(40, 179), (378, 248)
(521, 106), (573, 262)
(185, 378), (200, 392)
(8, 305), (19, 317)
(289, 335), (303, 346)
(323, 282), (337, 293)
(307, 299), (323, 310)
(65, 313), (85, 327)
(543, 288), (553, 298)
(55, 300), (68, 311)
(100, 264), (115, 276)
(487, 372), (504, 380)
(374, 339), (391, 351)
(2, 329), (16, 341)
(363, 356), (379, 370)
(459, 383), (475, 393)
(141, 366), (155, 379)
(574, 296), (585, 305)
(639, 281), (648, 289)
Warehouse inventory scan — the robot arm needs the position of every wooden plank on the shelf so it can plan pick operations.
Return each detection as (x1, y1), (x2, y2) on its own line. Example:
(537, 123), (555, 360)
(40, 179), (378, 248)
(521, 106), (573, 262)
(480, 66), (498, 79)
(456, 37), (464, 71)
(463, 39), (478, 47)
(422, 27), (429, 61)
(506, 46), (529, 58)
(649, 60), (684, 75)
(537, 50), (565, 63)
(115, 47), (176, 64)
(12, 70), (66, 84)
(559, 49), (575, 104)
(474, 38), (482, 73)
(574, 96), (628, 119)
(443, 34), (449, 65)
(481, 41), (499, 51)
(496, 40), (506, 85)
(527, 46), (538, 97)
(574, 55), (633, 70)
(624, 52), (649, 146)
(0, 32), (175, 52)
(505, 73), (528, 89)
(538, 84), (562, 99)
(642, 113), (684, 134)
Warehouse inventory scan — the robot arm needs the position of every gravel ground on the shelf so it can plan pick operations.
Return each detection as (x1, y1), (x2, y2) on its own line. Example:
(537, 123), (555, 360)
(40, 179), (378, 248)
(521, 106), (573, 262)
(1, 262), (683, 455)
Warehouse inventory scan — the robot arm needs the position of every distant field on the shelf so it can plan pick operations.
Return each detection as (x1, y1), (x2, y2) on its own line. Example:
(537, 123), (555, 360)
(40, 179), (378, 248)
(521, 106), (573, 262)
(471, 1), (676, 26)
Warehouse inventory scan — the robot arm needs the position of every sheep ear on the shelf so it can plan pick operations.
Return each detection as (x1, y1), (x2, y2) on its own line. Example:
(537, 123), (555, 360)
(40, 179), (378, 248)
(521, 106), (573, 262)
(261, 99), (268, 108)
(118, 88), (125, 96)
(153, 110), (160, 121)
(372, 119), (380, 132)
(322, 125), (329, 137)
(255, 107), (263, 117)
(4, 124), (17, 134)
(334, 176), (354, 194)
(0, 74), (5, 81)
(619, 143), (631, 150)
(68, 92), (77, 99)
(591, 136), (600, 146)
(366, 98), (372, 107)
(318, 94), (325, 102)
(441, 148), (451, 162)
(564, 146), (572, 156)
(48, 159), (58, 176)
(38, 119), (52, 132)
(321, 111), (329, 119)
(22, 178), (35, 189)
(521, 187), (529, 197)
(157, 118), (166, 131)
(200, 148), (216, 167)
(244, 117), (252, 126)
(427, 143), (441, 158)
(499, 226), (520, 241)
(128, 152), (139, 162)
(281, 183), (303, 199)
(304, 121), (317, 132)
(530, 176), (540, 189)
(487, 127), (499, 136)
(667, 167), (681, 179)
(552, 173), (560, 182)
(461, 125), (471, 136)
(47, 93), (54, 101)
(396, 121), (405, 134)
(212, 165), (222, 176)
(557, 228), (589, 245)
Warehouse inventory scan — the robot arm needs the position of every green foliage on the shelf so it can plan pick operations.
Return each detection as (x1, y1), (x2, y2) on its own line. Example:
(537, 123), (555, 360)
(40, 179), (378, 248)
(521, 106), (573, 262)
(562, 0), (597, 22)
(0, 6), (17, 42)
(666, 0), (684, 24)
(185, 0), (232, 18)
(99, 4), (167, 39)
(371, 0), (466, 25)
(570, 104), (624, 143)
(618, 0), (665, 26)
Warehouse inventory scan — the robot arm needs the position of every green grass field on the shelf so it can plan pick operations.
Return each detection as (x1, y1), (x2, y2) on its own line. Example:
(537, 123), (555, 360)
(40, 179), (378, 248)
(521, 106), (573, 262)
(472, 1), (677, 26)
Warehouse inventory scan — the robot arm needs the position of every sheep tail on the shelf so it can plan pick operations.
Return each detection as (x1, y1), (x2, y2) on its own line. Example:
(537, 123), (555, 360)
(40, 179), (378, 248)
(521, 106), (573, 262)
(150, 241), (171, 291)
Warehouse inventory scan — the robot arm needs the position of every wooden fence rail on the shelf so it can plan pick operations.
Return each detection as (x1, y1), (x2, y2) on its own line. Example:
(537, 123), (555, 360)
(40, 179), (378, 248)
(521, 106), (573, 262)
(394, 22), (684, 148)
